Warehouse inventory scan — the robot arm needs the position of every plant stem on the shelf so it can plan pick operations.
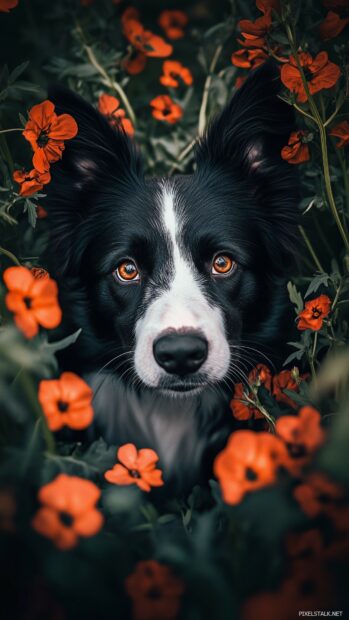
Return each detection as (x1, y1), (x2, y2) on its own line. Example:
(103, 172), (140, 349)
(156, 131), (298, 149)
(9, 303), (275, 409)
(285, 24), (349, 254)
(76, 24), (136, 126)
(309, 331), (318, 379)
(0, 247), (21, 266)
(198, 44), (223, 135)
(298, 225), (325, 273)
(0, 128), (23, 134)
(19, 371), (55, 454)
(169, 137), (197, 175)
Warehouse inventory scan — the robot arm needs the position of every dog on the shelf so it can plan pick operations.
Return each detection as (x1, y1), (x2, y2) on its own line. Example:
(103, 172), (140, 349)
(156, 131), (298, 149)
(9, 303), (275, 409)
(45, 61), (298, 494)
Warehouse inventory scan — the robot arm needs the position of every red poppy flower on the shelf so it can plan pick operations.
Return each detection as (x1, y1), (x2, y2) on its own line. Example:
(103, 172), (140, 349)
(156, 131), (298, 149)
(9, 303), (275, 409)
(32, 474), (103, 550)
(297, 294), (331, 331)
(281, 131), (310, 164)
(13, 168), (51, 197)
(150, 95), (183, 124)
(0, 0), (18, 11)
(256, 0), (280, 12)
(214, 430), (288, 504)
(249, 363), (272, 390)
(294, 473), (344, 518)
(122, 14), (173, 58)
(160, 61), (193, 88)
(125, 560), (185, 620)
(104, 443), (164, 492)
(158, 10), (188, 40)
(38, 372), (94, 432)
(231, 48), (268, 69)
(275, 406), (325, 474)
(330, 120), (349, 148)
(319, 10), (349, 39)
(3, 266), (62, 339)
(98, 93), (134, 136)
(280, 52), (341, 103)
(272, 369), (303, 409)
(238, 12), (273, 49)
(230, 382), (265, 421)
(23, 100), (78, 173)
(123, 51), (147, 75)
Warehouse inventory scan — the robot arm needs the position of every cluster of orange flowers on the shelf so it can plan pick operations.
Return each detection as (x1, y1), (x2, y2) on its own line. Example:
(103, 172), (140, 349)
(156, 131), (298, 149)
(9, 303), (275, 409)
(13, 100), (78, 197)
(0, 0), (18, 12)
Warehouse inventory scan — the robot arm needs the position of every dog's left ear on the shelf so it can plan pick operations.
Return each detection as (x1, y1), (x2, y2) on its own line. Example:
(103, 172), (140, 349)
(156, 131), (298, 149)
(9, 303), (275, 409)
(195, 61), (299, 263)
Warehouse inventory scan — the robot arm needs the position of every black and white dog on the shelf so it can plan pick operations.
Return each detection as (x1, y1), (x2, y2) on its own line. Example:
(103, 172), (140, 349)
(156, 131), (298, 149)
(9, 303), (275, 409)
(45, 62), (298, 493)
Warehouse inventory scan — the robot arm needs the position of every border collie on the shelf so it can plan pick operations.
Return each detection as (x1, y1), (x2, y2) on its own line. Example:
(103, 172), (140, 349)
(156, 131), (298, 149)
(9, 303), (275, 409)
(45, 62), (298, 494)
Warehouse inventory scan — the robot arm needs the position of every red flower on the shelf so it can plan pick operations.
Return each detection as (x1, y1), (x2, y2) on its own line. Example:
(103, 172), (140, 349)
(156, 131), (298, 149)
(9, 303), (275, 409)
(122, 11), (173, 58)
(125, 560), (185, 620)
(281, 52), (341, 103)
(281, 131), (310, 164)
(98, 93), (134, 136)
(256, 0), (280, 12)
(319, 9), (349, 39)
(214, 430), (288, 504)
(238, 12), (273, 49)
(275, 406), (325, 474)
(235, 76), (247, 89)
(160, 61), (193, 88)
(3, 266), (62, 338)
(230, 365), (271, 421)
(231, 48), (268, 69)
(23, 100), (78, 173)
(104, 443), (164, 492)
(123, 51), (147, 75)
(330, 120), (349, 148)
(0, 0), (18, 11)
(31, 267), (49, 280)
(36, 205), (48, 219)
(150, 95), (183, 124)
(297, 294), (331, 331)
(158, 10), (188, 40)
(13, 168), (51, 197)
(294, 473), (344, 518)
(272, 369), (303, 409)
(32, 474), (103, 550)
(38, 372), (94, 432)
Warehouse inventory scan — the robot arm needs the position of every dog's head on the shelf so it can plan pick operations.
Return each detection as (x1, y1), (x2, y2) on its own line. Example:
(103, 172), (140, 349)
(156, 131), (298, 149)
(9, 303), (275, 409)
(45, 62), (298, 396)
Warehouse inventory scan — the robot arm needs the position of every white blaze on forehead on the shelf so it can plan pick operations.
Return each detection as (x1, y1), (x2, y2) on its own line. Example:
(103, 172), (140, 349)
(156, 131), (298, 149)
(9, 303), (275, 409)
(134, 182), (230, 388)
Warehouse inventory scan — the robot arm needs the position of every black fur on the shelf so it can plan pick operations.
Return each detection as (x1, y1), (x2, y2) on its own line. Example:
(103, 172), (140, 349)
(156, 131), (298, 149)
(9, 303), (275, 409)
(44, 61), (299, 495)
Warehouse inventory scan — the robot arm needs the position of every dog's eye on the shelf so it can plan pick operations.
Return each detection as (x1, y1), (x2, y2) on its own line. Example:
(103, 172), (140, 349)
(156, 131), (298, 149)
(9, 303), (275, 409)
(212, 254), (236, 276)
(114, 260), (140, 283)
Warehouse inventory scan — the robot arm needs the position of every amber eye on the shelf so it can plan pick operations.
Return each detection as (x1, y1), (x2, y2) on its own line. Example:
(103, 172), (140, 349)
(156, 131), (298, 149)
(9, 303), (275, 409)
(212, 254), (236, 276)
(114, 260), (140, 283)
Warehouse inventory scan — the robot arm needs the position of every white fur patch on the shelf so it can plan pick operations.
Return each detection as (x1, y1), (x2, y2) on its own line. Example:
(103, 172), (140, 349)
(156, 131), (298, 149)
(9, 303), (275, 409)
(134, 182), (230, 388)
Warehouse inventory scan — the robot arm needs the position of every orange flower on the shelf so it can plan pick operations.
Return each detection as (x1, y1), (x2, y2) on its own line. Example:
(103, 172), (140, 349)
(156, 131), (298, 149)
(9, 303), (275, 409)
(330, 120), (349, 148)
(238, 12), (273, 49)
(281, 131), (310, 164)
(3, 266), (62, 339)
(32, 474), (103, 550)
(13, 168), (51, 197)
(275, 406), (325, 474)
(123, 51), (147, 75)
(272, 369), (302, 409)
(0, 0), (18, 11)
(23, 100), (78, 174)
(122, 12), (173, 58)
(297, 294), (331, 331)
(158, 10), (188, 40)
(104, 443), (164, 492)
(125, 560), (185, 620)
(230, 365), (271, 421)
(231, 48), (268, 69)
(214, 430), (288, 504)
(230, 382), (264, 421)
(256, 0), (280, 12)
(280, 52), (340, 103)
(150, 95), (183, 124)
(38, 372), (94, 432)
(98, 93), (134, 136)
(319, 9), (349, 39)
(294, 473), (344, 518)
(160, 61), (193, 88)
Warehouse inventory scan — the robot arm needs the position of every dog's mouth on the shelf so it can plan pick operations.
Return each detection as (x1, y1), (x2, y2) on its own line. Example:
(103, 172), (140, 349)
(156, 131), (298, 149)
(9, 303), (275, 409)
(156, 375), (207, 395)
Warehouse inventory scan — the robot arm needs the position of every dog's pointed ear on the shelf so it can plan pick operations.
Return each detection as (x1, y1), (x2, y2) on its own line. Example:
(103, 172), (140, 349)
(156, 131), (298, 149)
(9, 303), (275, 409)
(195, 61), (299, 264)
(43, 87), (143, 274)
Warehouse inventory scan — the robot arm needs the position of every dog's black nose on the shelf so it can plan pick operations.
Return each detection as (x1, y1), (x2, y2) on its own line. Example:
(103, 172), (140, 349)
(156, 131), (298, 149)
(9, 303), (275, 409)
(153, 333), (208, 376)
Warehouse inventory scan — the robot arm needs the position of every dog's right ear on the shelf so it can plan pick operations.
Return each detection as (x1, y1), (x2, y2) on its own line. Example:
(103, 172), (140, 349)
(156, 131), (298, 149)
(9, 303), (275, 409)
(43, 87), (142, 274)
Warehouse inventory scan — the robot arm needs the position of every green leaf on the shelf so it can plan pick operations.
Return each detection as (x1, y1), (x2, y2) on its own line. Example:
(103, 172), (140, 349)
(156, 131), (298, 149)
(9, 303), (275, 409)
(9, 61), (29, 84)
(305, 273), (331, 298)
(287, 281), (303, 314)
(42, 328), (82, 354)
(23, 198), (37, 228)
